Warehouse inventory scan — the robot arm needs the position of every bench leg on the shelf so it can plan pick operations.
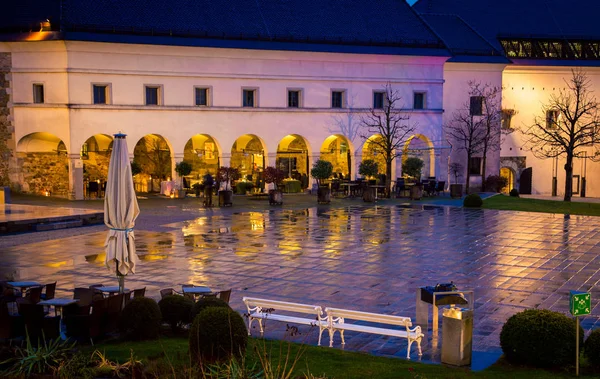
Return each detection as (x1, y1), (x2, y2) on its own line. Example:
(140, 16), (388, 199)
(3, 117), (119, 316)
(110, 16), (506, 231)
(318, 326), (325, 346)
(417, 336), (423, 356)
(340, 330), (345, 345)
(406, 339), (413, 360)
(328, 328), (335, 347)
(258, 319), (264, 335)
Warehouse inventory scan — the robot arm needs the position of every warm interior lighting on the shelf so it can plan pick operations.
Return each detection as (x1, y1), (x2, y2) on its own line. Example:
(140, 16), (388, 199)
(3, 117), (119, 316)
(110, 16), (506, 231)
(40, 19), (51, 32)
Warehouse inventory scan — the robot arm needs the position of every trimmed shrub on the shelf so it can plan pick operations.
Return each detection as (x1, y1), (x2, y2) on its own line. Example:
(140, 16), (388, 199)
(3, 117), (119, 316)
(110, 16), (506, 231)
(235, 181), (254, 194)
(585, 328), (600, 370)
(191, 296), (231, 320)
(510, 188), (520, 197)
(463, 193), (483, 207)
(158, 295), (194, 331)
(500, 309), (583, 368)
(119, 297), (162, 340)
(483, 175), (508, 193)
(189, 307), (248, 364)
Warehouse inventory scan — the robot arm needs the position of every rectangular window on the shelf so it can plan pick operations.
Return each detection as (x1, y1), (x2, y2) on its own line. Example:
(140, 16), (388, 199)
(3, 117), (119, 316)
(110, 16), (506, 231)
(288, 90), (300, 108)
(373, 92), (384, 109)
(195, 87), (208, 106)
(469, 157), (482, 175)
(145, 86), (161, 105)
(470, 96), (484, 116)
(33, 84), (44, 104)
(546, 109), (560, 129)
(93, 85), (108, 104)
(331, 90), (344, 108)
(243, 89), (256, 107)
(413, 92), (425, 110)
(501, 109), (515, 129)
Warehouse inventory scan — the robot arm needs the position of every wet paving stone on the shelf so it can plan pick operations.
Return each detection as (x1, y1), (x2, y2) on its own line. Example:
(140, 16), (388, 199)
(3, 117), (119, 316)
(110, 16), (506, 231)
(2, 204), (600, 366)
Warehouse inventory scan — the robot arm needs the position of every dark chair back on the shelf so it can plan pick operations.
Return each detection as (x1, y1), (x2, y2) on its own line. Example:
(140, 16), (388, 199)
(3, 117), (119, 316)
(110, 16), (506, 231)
(73, 287), (94, 306)
(133, 288), (146, 298)
(24, 286), (43, 304)
(160, 288), (175, 298)
(218, 289), (232, 304)
(41, 282), (56, 300)
(435, 181), (446, 193)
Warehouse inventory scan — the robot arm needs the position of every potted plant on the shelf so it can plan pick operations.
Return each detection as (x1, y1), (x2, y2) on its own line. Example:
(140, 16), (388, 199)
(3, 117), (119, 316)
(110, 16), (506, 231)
(449, 162), (464, 198)
(174, 161), (193, 198)
(217, 167), (240, 207)
(402, 157), (424, 200)
(310, 160), (333, 204)
(264, 166), (285, 205)
(358, 159), (378, 202)
(202, 173), (214, 207)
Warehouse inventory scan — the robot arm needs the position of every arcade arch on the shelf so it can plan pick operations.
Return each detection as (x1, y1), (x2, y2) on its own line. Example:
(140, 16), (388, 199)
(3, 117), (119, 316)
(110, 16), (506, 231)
(403, 134), (435, 179)
(133, 134), (172, 192)
(183, 134), (221, 178)
(320, 134), (352, 178)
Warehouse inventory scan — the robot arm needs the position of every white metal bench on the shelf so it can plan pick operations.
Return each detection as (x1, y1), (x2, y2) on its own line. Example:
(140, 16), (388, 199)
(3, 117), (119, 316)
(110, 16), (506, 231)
(325, 307), (424, 359)
(243, 297), (328, 346)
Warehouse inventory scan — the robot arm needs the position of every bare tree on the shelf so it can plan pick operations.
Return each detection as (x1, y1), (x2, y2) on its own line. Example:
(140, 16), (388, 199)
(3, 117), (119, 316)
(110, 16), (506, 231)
(519, 69), (600, 201)
(359, 83), (416, 197)
(473, 83), (503, 190)
(445, 82), (489, 194)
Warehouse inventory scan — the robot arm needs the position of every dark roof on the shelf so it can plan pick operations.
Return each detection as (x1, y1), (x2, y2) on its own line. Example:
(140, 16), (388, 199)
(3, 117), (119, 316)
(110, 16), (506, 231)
(414, 0), (600, 52)
(418, 13), (507, 62)
(0, 0), (449, 55)
(0, 0), (61, 32)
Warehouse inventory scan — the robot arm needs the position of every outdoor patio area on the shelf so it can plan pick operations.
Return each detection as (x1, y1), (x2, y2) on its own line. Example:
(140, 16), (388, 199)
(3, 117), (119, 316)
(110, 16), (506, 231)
(2, 200), (600, 367)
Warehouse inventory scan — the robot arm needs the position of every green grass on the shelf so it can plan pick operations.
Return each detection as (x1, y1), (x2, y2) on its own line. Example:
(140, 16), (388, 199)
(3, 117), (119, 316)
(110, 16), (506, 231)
(483, 194), (600, 216)
(88, 336), (592, 378)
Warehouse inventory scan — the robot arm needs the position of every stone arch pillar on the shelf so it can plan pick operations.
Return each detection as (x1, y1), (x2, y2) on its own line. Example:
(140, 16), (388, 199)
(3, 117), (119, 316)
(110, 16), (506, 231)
(68, 153), (84, 200)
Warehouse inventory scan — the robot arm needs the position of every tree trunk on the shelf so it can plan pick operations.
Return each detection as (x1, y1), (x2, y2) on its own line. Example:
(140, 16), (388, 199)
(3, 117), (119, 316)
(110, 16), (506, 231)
(385, 160), (392, 198)
(481, 148), (488, 192)
(564, 154), (573, 202)
(465, 153), (471, 194)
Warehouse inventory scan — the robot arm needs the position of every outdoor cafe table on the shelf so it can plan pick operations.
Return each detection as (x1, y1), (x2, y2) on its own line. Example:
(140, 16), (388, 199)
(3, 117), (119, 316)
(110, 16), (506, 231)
(182, 286), (212, 300)
(99, 286), (130, 296)
(7, 281), (42, 295)
(370, 185), (386, 200)
(340, 182), (358, 197)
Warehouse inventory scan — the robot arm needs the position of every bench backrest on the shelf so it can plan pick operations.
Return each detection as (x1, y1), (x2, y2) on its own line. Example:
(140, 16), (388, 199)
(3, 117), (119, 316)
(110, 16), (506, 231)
(243, 297), (322, 316)
(325, 307), (412, 327)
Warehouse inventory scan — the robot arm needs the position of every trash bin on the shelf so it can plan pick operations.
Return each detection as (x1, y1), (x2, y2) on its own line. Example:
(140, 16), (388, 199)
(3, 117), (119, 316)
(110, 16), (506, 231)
(441, 306), (473, 366)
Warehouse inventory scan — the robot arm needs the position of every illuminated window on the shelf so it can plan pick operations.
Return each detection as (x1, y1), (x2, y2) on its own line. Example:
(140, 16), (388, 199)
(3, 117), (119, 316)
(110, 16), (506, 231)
(546, 109), (560, 129)
(33, 84), (44, 104)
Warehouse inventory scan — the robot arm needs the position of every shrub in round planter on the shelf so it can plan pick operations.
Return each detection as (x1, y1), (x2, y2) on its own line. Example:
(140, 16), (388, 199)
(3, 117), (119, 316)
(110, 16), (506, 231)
(191, 296), (231, 319)
(463, 193), (483, 207)
(189, 307), (248, 364)
(119, 297), (162, 340)
(500, 309), (583, 368)
(158, 295), (194, 331)
(585, 328), (600, 370)
(510, 188), (520, 197)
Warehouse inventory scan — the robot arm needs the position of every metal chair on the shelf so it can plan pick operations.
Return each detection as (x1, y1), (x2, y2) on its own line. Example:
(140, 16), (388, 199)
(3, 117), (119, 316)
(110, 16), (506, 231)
(160, 288), (175, 298)
(434, 181), (446, 196)
(133, 288), (146, 298)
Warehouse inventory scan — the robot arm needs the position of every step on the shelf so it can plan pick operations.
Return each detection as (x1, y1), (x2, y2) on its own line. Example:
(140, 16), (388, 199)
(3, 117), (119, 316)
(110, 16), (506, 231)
(35, 219), (84, 231)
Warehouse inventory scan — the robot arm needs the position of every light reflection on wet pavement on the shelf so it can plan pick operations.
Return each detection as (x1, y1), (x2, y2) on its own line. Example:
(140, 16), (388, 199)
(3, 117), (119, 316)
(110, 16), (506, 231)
(2, 204), (600, 364)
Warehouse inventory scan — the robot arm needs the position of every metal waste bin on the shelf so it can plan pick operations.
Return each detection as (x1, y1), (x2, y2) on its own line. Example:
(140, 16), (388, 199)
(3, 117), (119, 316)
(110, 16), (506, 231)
(441, 306), (473, 366)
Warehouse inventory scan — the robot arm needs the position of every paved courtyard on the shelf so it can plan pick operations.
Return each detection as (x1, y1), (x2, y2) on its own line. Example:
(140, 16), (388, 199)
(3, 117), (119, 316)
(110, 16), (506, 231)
(2, 195), (600, 367)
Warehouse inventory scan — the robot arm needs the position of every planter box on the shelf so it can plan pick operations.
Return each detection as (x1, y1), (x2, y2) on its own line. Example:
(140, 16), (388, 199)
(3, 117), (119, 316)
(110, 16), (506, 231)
(317, 187), (330, 204)
(218, 190), (233, 207)
(362, 187), (375, 202)
(411, 185), (422, 200)
(268, 189), (283, 205)
(450, 184), (463, 199)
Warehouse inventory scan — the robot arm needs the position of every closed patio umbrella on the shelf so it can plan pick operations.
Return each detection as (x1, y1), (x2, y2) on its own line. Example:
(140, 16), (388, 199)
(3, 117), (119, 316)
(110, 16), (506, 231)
(104, 133), (140, 293)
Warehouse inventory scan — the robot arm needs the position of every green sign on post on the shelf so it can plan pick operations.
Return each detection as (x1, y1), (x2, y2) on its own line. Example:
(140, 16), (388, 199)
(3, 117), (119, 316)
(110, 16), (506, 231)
(570, 290), (591, 316)
(570, 290), (591, 377)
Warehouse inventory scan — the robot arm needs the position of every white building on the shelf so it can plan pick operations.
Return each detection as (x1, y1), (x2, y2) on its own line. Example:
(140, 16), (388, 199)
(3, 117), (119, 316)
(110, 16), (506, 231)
(0, 0), (450, 199)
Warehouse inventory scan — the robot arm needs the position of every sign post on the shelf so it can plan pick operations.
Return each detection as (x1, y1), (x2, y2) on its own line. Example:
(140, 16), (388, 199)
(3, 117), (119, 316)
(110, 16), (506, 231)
(570, 290), (591, 377)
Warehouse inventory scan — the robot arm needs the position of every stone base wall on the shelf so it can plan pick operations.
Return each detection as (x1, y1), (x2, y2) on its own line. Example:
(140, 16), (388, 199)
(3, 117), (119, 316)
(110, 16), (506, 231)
(19, 153), (70, 196)
(0, 53), (14, 188)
